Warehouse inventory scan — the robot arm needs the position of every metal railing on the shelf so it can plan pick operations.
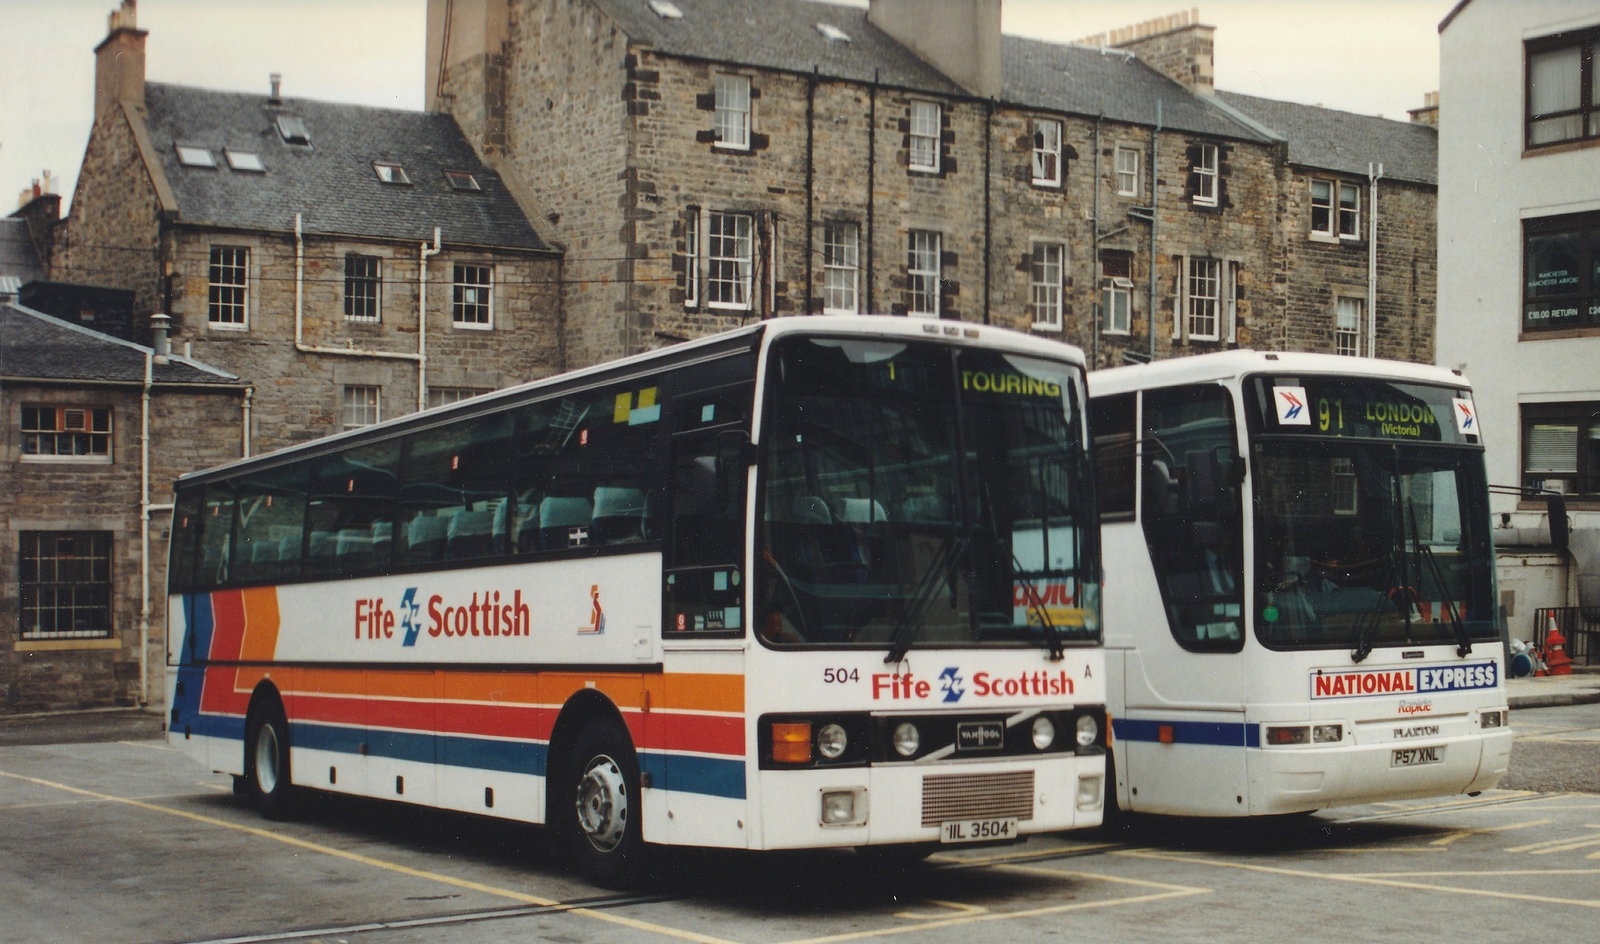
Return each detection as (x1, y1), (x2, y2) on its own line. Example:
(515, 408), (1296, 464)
(1532, 607), (1600, 666)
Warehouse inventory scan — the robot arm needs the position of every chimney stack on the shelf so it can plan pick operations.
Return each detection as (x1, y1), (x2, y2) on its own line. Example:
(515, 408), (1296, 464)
(1087, 8), (1215, 96)
(269, 73), (282, 104)
(867, 0), (1002, 99)
(149, 313), (172, 362)
(93, 0), (148, 120)
(1409, 91), (1439, 127)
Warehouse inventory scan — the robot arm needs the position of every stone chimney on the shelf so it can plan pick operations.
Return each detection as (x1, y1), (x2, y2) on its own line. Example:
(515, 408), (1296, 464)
(1409, 91), (1439, 127)
(94, 0), (148, 120)
(868, 0), (1002, 99)
(1083, 7), (1214, 96)
(14, 173), (61, 273)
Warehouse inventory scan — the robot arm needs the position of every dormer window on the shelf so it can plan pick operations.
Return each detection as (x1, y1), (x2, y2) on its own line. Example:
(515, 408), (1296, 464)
(275, 115), (310, 146)
(225, 149), (265, 173)
(176, 145), (215, 168)
(647, 0), (682, 19)
(816, 23), (851, 43)
(444, 170), (480, 191)
(374, 162), (410, 185)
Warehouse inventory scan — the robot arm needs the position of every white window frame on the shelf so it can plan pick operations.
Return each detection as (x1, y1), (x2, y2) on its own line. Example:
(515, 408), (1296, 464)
(20, 405), (113, 463)
(1101, 254), (1133, 336)
(907, 229), (941, 317)
(176, 145), (215, 168)
(1031, 118), (1062, 187)
(1335, 296), (1364, 356)
(683, 208), (700, 308)
(1337, 181), (1361, 239)
(909, 101), (941, 172)
(342, 385), (381, 430)
(452, 263), (494, 329)
(208, 245), (250, 329)
(822, 221), (860, 315)
(1030, 241), (1065, 330)
(1186, 257), (1221, 340)
(1192, 143), (1218, 207)
(1115, 146), (1140, 196)
(344, 253), (382, 323)
(706, 211), (754, 310)
(713, 73), (751, 150)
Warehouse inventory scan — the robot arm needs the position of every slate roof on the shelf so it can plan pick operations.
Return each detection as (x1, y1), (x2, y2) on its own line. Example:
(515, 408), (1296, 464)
(588, 0), (967, 94)
(0, 302), (241, 386)
(1215, 90), (1438, 186)
(588, 0), (1267, 141)
(1004, 37), (1265, 141)
(140, 83), (552, 251)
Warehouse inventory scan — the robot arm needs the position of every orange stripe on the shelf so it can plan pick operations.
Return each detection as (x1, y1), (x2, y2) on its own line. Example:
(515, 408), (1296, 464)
(238, 586), (281, 661)
(278, 667), (745, 715)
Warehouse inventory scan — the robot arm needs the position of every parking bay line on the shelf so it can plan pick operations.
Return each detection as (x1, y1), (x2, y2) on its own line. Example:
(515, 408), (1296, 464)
(1118, 847), (1600, 909)
(0, 768), (740, 944)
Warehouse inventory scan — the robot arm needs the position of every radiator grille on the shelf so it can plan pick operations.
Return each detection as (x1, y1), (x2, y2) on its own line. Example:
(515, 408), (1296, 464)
(920, 770), (1036, 826)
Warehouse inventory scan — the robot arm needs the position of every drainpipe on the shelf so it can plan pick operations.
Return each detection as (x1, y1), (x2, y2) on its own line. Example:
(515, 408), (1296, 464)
(139, 345), (153, 706)
(1367, 162), (1383, 358)
(242, 386), (254, 458)
(291, 214), (427, 404)
(1149, 100), (1161, 362)
(1092, 111), (1103, 367)
(419, 227), (442, 410)
(866, 70), (877, 315)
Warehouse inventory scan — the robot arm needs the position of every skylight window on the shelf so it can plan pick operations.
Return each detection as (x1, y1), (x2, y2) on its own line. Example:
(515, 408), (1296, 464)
(374, 161), (410, 185)
(224, 149), (265, 172)
(445, 170), (481, 191)
(175, 145), (215, 168)
(275, 115), (310, 146)
(648, 1), (682, 20)
(816, 23), (851, 43)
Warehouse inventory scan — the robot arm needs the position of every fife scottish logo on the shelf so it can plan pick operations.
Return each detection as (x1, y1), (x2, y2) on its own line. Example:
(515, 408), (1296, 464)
(939, 666), (966, 703)
(399, 587), (422, 647)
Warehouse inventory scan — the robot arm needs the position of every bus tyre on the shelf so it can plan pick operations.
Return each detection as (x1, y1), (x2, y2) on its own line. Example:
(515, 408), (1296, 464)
(245, 697), (295, 820)
(562, 720), (645, 889)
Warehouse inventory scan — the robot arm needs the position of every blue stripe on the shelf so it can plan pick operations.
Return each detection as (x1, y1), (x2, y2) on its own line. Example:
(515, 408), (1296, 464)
(639, 752), (747, 800)
(1113, 718), (1261, 748)
(280, 721), (746, 800)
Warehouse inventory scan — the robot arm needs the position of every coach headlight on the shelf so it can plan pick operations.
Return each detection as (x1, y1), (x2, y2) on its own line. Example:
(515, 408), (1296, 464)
(1075, 713), (1099, 749)
(1031, 715), (1056, 750)
(892, 722), (921, 757)
(817, 722), (849, 760)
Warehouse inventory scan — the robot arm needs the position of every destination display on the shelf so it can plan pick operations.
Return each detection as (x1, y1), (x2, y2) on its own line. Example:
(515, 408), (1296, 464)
(1250, 377), (1479, 444)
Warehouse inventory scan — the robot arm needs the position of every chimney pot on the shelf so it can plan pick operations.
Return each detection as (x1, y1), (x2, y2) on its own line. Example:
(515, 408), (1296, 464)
(150, 313), (172, 360)
(270, 73), (282, 103)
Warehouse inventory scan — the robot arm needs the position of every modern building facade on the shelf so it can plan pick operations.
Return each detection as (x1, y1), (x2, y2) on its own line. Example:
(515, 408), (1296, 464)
(1437, 0), (1600, 643)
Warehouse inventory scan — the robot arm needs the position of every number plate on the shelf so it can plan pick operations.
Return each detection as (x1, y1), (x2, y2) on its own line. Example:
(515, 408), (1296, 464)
(1391, 746), (1442, 767)
(940, 817), (1018, 844)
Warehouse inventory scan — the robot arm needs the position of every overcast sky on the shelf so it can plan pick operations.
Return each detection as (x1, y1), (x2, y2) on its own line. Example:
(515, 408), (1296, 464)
(1, 0), (1455, 214)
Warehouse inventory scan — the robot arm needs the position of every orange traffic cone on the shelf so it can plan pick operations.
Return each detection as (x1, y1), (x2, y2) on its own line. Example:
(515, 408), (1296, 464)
(1544, 617), (1573, 676)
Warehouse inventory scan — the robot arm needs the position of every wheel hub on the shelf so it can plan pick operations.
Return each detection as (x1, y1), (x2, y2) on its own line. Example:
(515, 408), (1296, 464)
(575, 754), (628, 852)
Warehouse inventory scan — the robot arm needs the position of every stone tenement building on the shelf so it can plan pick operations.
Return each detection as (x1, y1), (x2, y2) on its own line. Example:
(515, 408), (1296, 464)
(0, 303), (245, 711)
(55, 1), (563, 456)
(427, 0), (1438, 368)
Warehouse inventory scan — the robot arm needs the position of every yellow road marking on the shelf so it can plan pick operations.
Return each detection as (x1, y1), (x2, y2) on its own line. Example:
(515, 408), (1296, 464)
(1428, 819), (1553, 847)
(0, 768), (739, 944)
(1506, 826), (1600, 856)
(1121, 848), (1600, 908)
(893, 899), (988, 920)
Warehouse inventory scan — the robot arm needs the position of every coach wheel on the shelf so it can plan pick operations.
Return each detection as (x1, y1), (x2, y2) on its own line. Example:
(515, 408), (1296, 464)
(245, 696), (295, 819)
(562, 719), (645, 888)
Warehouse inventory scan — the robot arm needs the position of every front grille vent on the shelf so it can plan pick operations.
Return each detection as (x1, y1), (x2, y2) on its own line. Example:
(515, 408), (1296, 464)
(920, 770), (1035, 826)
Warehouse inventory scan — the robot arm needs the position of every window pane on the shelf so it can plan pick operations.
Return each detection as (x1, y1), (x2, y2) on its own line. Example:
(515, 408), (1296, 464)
(1530, 46), (1582, 116)
(19, 531), (113, 639)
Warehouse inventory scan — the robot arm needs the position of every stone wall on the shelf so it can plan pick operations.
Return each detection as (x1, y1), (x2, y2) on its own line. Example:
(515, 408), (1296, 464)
(0, 383), (243, 712)
(51, 106), (166, 327)
(164, 228), (562, 455)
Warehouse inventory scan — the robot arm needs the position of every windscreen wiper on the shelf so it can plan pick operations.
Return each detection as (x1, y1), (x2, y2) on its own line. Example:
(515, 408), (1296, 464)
(1409, 504), (1472, 657)
(884, 534), (966, 665)
(1013, 556), (1065, 661)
